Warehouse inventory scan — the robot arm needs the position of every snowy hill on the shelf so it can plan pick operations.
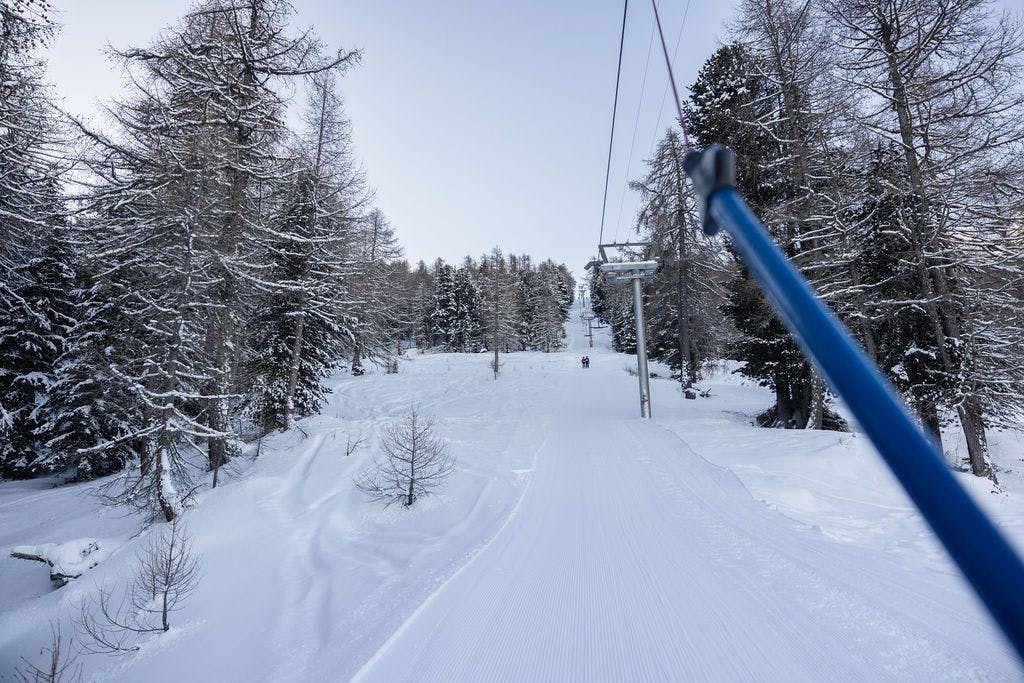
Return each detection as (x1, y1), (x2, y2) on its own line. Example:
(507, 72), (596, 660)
(2, 320), (1023, 680)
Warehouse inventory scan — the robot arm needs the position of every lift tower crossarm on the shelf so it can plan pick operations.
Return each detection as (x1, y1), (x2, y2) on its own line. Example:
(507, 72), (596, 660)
(600, 261), (658, 285)
(597, 241), (652, 264)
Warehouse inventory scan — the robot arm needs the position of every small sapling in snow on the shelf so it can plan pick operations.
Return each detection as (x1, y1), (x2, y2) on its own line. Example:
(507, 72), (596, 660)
(344, 432), (365, 457)
(76, 519), (200, 654)
(14, 620), (81, 683)
(355, 407), (455, 507)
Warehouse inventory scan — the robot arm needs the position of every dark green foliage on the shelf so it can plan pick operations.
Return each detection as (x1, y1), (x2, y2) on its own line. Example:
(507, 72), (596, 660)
(686, 43), (819, 427)
(430, 264), (479, 351)
(423, 255), (573, 354)
(244, 170), (348, 433)
(40, 271), (141, 480)
(0, 235), (77, 477)
(845, 145), (953, 436)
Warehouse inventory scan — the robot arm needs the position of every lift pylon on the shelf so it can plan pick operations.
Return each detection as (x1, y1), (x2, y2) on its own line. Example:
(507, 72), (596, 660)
(590, 243), (658, 418)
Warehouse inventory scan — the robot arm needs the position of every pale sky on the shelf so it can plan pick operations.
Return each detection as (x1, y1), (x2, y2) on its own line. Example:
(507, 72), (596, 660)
(44, 1), (735, 275)
(43, 1), (1023, 275)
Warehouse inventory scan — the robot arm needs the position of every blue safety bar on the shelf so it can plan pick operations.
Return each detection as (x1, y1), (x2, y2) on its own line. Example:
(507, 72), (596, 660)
(684, 145), (1024, 660)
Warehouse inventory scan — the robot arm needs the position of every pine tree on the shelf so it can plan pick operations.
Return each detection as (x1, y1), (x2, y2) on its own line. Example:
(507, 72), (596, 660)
(403, 260), (435, 350)
(827, 0), (1024, 474)
(452, 266), (482, 352)
(39, 261), (142, 480)
(686, 43), (810, 426)
(687, 35), (847, 429)
(0, 1), (74, 477)
(106, 0), (359, 478)
(0, 229), (77, 477)
(478, 248), (517, 377)
(631, 128), (731, 388)
(246, 168), (345, 433)
(842, 145), (949, 441)
(245, 68), (365, 432)
(350, 208), (403, 375)
(67, 0), (361, 510)
(430, 263), (461, 351)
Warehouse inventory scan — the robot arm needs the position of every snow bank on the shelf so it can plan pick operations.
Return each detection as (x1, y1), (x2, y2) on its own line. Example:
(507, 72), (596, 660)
(10, 538), (117, 585)
(653, 360), (1024, 569)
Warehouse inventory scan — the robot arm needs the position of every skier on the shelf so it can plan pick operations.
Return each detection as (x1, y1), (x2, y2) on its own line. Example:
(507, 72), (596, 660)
(581, 356), (590, 369)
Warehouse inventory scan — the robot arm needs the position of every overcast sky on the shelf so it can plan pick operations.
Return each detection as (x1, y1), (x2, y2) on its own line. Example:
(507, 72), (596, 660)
(43, 1), (1023, 275)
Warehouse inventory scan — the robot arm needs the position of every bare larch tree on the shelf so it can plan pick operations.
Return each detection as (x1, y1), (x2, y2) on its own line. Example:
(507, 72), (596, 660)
(356, 407), (455, 507)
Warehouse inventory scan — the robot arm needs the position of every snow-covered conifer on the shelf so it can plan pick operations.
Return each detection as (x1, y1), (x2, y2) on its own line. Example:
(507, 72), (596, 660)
(827, 0), (1024, 474)
(0, 1), (75, 477)
(631, 129), (731, 388)
(245, 68), (365, 432)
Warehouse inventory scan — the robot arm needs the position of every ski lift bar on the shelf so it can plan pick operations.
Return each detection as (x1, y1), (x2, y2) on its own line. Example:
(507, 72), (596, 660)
(685, 144), (1024, 660)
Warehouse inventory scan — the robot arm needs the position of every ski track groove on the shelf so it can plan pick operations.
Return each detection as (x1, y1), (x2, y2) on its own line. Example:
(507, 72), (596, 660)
(350, 419), (555, 683)
(351, 344), (1017, 682)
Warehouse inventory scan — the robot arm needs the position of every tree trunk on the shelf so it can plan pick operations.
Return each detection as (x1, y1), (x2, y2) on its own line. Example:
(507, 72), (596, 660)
(958, 395), (993, 480)
(775, 375), (794, 428)
(765, 9), (823, 431)
(669, 141), (698, 389)
(207, 336), (231, 486)
(493, 294), (500, 379)
(351, 331), (364, 376)
(207, 0), (262, 477)
(878, 20), (990, 473)
(493, 337), (499, 379)
(162, 589), (170, 632)
(406, 424), (416, 507)
(848, 262), (878, 362)
(155, 444), (180, 522)
(793, 379), (809, 429)
(283, 300), (306, 430)
(676, 215), (696, 388)
(806, 372), (824, 430)
(920, 401), (943, 452)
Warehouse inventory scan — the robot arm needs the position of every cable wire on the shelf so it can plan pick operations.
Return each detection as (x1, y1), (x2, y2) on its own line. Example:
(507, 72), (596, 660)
(613, 22), (656, 243)
(598, 0), (629, 247)
(650, 0), (692, 149)
(647, 0), (691, 156)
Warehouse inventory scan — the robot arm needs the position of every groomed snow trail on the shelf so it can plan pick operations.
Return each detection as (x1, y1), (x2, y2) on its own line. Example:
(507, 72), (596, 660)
(353, 323), (1019, 681)
(3, 320), (1021, 681)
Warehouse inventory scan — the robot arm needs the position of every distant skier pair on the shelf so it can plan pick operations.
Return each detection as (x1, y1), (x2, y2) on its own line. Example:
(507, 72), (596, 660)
(581, 356), (590, 369)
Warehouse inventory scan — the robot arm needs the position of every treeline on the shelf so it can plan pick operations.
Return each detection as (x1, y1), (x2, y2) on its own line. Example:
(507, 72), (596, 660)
(398, 252), (574, 355)
(595, 0), (1024, 478)
(0, 0), (572, 517)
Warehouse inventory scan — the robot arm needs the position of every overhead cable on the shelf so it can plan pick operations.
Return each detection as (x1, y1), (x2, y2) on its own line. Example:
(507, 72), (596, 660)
(598, 0), (630, 246)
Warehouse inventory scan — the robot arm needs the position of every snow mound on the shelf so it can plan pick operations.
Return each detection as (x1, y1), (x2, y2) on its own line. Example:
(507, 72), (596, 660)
(11, 538), (116, 585)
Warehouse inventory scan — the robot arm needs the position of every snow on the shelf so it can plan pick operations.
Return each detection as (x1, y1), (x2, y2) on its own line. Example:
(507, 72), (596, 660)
(1, 320), (1023, 679)
(10, 538), (117, 585)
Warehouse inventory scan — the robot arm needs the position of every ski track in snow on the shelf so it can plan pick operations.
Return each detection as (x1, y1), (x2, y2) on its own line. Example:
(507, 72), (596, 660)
(350, 361), (1015, 682)
(1, 320), (1022, 681)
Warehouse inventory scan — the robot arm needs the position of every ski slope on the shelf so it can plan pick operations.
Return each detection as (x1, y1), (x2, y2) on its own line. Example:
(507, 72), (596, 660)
(2, 319), (1023, 680)
(353, 325), (1021, 681)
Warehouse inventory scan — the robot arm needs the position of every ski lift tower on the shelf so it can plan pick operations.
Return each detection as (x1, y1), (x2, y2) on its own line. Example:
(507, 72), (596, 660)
(582, 311), (596, 347)
(591, 242), (658, 418)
